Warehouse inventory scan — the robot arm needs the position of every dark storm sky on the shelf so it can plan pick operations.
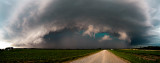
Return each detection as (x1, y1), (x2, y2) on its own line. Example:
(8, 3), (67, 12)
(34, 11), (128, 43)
(0, 0), (160, 48)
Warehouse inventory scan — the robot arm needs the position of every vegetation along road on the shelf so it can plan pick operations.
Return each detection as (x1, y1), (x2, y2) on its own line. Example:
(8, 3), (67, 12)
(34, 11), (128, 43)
(0, 49), (100, 63)
(110, 49), (160, 63)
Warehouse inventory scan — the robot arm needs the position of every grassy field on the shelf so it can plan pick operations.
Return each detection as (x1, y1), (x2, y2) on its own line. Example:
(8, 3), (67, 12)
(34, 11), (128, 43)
(109, 49), (160, 63)
(0, 49), (100, 63)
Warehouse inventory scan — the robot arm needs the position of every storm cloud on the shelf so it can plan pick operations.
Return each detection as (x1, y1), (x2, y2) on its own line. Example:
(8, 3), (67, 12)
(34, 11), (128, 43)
(0, 0), (155, 48)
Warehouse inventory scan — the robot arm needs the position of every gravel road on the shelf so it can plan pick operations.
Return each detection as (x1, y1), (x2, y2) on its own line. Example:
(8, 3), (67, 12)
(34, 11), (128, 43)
(70, 50), (127, 63)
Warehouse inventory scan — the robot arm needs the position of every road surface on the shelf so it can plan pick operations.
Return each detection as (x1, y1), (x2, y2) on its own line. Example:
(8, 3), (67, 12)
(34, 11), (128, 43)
(70, 50), (127, 63)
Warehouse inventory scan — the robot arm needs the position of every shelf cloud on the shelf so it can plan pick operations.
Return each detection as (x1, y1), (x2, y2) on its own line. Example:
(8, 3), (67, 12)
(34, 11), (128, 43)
(0, 0), (158, 48)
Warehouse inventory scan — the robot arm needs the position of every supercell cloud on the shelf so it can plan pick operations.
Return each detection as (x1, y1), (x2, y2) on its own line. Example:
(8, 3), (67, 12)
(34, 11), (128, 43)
(0, 0), (159, 48)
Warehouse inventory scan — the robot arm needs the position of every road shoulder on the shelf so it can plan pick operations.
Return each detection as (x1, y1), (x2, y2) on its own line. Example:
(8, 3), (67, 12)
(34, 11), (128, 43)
(108, 50), (130, 63)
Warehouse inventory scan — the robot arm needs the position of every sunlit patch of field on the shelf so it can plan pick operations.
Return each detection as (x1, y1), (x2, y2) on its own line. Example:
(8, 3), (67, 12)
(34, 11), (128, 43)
(122, 49), (160, 51)
(0, 49), (100, 63)
(109, 49), (160, 63)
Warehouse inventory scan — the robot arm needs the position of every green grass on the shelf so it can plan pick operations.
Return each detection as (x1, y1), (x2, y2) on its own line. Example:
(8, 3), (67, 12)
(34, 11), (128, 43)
(0, 49), (100, 63)
(109, 49), (160, 63)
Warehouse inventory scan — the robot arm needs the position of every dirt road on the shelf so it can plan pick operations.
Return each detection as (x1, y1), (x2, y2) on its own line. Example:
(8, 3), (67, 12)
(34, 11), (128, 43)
(70, 50), (127, 63)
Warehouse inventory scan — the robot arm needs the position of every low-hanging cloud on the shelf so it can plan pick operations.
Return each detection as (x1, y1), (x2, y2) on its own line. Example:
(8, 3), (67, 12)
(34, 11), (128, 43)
(0, 0), (154, 48)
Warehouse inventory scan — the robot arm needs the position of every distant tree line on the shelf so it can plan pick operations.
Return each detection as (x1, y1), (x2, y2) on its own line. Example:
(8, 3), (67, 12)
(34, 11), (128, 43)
(0, 47), (14, 52)
(138, 46), (160, 50)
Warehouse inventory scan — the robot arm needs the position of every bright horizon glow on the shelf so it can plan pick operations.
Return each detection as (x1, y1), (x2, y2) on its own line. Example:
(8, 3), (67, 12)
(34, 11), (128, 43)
(0, 41), (12, 49)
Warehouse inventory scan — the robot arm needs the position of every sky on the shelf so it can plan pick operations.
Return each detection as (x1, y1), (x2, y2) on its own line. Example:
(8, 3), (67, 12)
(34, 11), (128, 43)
(0, 0), (160, 49)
